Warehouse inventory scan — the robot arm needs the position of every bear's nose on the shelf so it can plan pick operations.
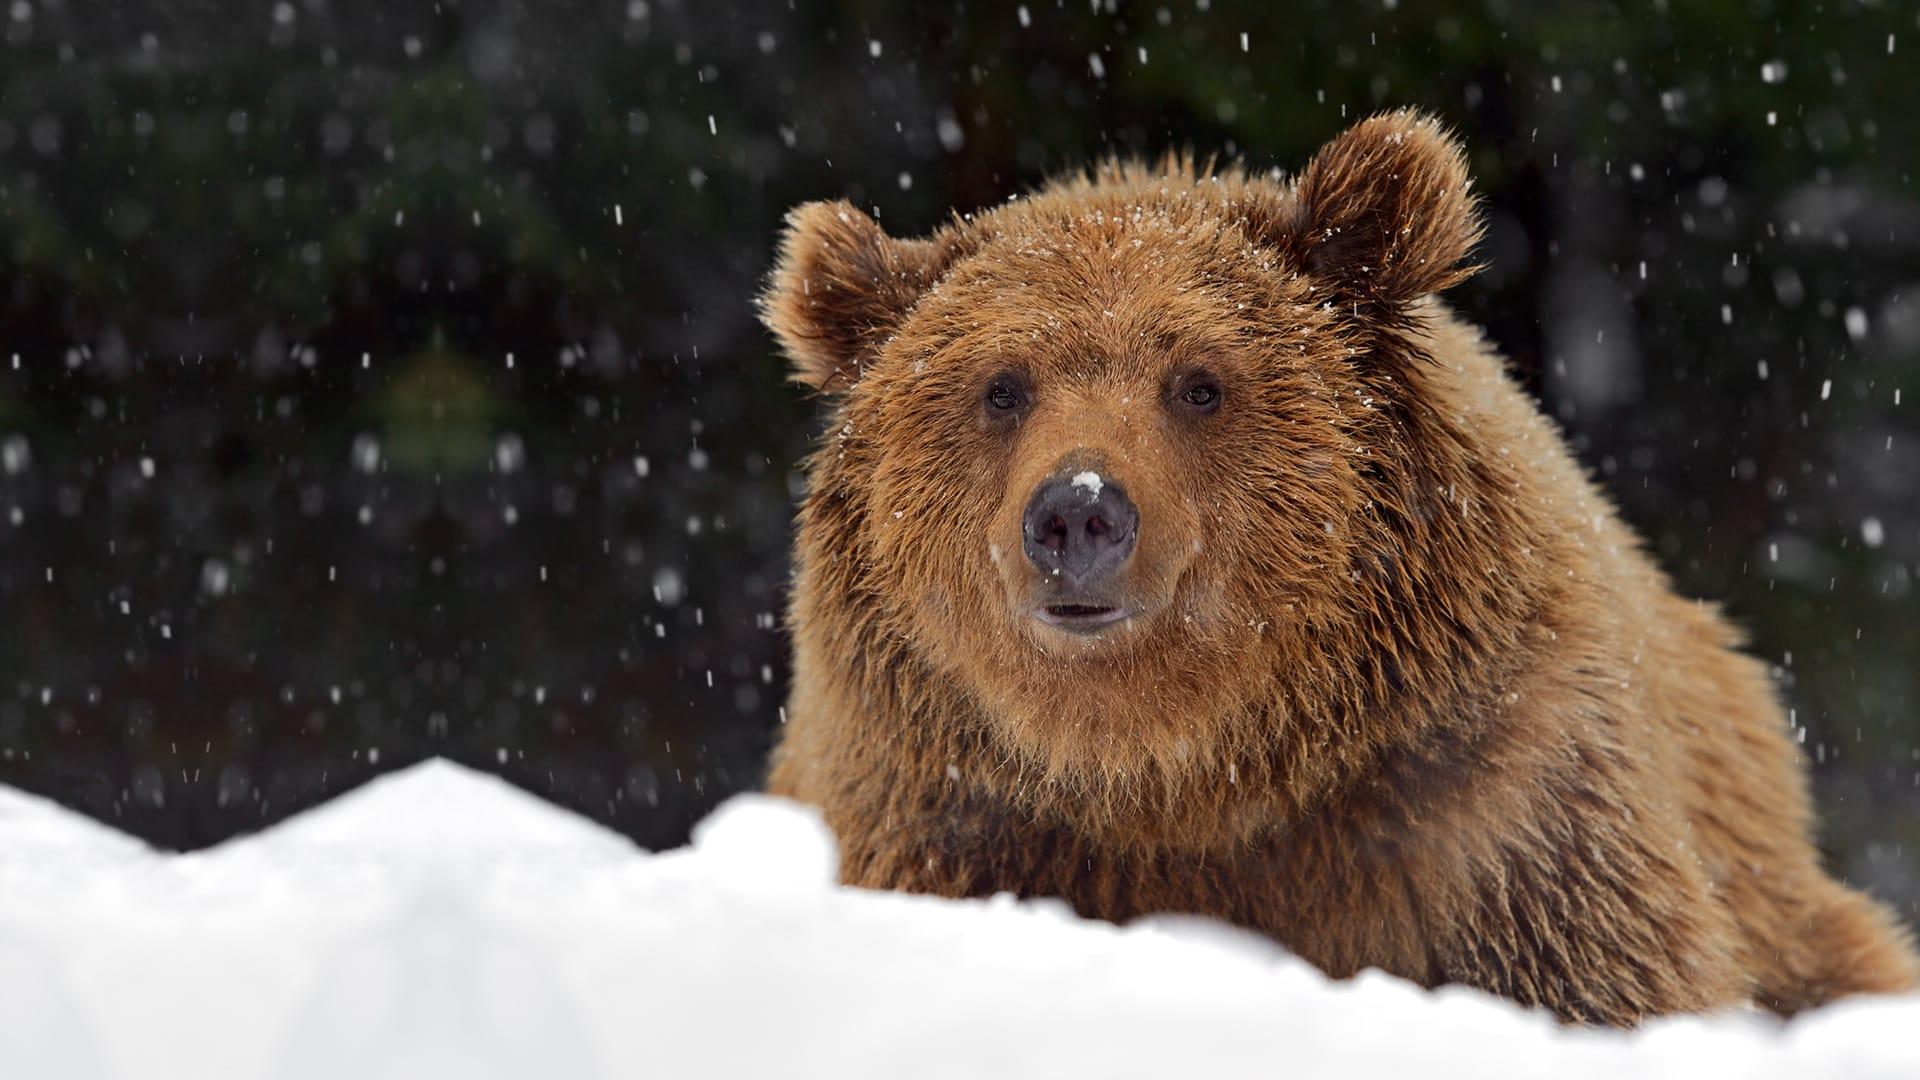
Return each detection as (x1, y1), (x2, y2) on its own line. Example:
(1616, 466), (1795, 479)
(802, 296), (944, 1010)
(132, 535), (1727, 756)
(1021, 470), (1138, 586)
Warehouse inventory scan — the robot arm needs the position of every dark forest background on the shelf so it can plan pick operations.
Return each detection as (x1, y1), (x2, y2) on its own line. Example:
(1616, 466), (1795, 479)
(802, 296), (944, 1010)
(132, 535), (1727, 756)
(1, 0), (1916, 919)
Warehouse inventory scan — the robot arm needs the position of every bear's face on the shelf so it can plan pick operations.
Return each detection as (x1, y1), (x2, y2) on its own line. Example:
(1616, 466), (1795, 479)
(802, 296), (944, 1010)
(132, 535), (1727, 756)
(765, 112), (1483, 786)
(836, 219), (1370, 770)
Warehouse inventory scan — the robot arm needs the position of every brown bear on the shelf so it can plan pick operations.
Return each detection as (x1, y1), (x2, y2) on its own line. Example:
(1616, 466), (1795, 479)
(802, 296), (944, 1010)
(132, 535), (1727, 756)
(758, 109), (1918, 1025)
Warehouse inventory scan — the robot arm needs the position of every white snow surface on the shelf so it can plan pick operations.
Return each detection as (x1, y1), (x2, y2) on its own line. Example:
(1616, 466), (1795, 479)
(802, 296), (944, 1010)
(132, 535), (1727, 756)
(2, 760), (1917, 1080)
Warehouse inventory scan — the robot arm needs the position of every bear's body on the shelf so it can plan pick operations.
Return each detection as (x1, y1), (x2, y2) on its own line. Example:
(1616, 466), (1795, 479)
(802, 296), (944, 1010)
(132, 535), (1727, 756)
(760, 111), (1918, 1025)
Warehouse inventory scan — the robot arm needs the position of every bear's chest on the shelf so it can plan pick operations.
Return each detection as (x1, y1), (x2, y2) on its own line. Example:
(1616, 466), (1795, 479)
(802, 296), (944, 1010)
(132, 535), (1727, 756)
(886, 794), (1432, 981)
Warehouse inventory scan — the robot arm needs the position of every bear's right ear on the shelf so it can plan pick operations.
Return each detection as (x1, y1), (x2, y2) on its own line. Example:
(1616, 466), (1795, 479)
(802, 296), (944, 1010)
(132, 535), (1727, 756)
(760, 200), (957, 395)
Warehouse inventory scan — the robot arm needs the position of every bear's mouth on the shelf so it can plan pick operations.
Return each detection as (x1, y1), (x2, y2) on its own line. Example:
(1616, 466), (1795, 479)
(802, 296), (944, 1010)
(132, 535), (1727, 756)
(1034, 602), (1130, 633)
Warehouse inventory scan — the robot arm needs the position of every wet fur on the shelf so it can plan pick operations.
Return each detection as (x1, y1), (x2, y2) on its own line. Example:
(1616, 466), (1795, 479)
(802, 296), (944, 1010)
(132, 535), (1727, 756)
(759, 110), (1919, 1024)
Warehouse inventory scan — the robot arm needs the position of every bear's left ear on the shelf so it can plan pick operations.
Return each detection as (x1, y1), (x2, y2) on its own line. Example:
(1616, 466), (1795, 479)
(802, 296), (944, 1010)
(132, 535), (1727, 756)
(1286, 110), (1483, 313)
(760, 200), (961, 395)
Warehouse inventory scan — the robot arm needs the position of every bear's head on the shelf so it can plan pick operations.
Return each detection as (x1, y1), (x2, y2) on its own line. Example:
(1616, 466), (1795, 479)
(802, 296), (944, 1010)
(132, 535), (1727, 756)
(764, 111), (1517, 829)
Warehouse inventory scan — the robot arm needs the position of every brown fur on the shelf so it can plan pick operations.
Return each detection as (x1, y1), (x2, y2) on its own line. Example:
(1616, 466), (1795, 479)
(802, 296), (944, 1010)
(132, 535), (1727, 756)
(758, 110), (1919, 1025)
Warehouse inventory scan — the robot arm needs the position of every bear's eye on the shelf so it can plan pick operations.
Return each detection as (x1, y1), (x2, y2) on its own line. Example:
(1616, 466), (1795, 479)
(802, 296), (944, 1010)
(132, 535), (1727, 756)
(985, 380), (1027, 414)
(1176, 377), (1222, 414)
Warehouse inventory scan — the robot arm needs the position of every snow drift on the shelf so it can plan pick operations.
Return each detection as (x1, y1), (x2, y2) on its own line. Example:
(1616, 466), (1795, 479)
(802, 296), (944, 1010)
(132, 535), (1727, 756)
(1, 761), (1916, 1080)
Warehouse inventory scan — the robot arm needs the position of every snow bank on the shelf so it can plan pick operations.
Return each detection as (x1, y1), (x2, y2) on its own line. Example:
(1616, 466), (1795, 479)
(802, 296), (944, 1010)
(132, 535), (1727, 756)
(2, 762), (1916, 1080)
